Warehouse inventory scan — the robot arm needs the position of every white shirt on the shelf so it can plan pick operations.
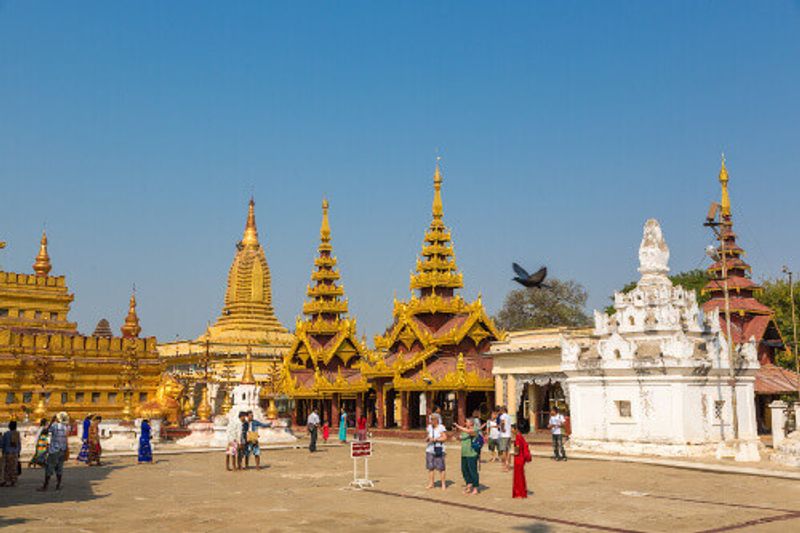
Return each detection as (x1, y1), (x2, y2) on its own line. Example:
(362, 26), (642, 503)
(226, 417), (241, 442)
(549, 414), (566, 435)
(307, 412), (320, 427)
(425, 424), (446, 454)
(487, 419), (500, 440)
(499, 413), (511, 438)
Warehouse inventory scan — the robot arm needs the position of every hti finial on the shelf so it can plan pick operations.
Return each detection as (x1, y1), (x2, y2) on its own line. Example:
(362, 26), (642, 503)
(33, 230), (52, 277)
(432, 158), (443, 219)
(320, 198), (331, 242)
(242, 196), (259, 247)
(719, 153), (731, 217)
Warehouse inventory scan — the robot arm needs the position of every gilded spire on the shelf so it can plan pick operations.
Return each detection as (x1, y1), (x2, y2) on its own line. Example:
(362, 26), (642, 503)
(719, 154), (731, 218)
(120, 289), (142, 338)
(432, 159), (443, 220)
(241, 345), (256, 384)
(241, 197), (259, 248)
(320, 198), (331, 242)
(33, 231), (52, 277)
(301, 199), (347, 319)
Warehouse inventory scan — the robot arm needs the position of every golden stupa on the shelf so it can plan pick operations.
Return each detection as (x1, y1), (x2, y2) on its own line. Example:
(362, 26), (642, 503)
(159, 198), (293, 407)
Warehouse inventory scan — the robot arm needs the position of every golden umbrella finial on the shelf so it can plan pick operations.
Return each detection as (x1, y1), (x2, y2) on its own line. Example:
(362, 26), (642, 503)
(432, 157), (443, 220)
(33, 230), (52, 277)
(320, 198), (331, 242)
(719, 153), (731, 218)
(241, 196), (259, 247)
(241, 344), (256, 384)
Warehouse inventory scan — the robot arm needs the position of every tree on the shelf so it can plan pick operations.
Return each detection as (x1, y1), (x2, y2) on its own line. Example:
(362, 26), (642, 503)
(605, 269), (710, 314)
(757, 278), (799, 370)
(495, 278), (591, 331)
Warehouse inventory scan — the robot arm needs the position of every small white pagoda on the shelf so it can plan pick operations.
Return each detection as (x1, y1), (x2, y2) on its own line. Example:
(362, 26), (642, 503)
(561, 219), (761, 461)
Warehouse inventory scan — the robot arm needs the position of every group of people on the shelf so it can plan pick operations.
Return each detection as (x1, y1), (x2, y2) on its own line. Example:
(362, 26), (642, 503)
(425, 405), (569, 499)
(225, 410), (269, 470)
(305, 408), (369, 453)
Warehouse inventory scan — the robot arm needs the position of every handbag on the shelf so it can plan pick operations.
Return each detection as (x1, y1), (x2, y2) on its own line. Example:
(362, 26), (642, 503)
(246, 430), (260, 444)
(433, 442), (444, 458)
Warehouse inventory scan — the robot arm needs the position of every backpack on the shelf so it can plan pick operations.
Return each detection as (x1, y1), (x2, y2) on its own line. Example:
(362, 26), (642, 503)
(471, 433), (484, 452)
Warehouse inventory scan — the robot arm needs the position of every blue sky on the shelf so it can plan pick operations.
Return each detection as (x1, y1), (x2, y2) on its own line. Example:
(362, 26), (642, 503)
(1, 1), (799, 342)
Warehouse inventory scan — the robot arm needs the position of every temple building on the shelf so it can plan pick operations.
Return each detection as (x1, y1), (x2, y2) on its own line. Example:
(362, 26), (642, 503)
(702, 159), (800, 431)
(158, 198), (294, 412)
(562, 219), (761, 460)
(0, 232), (161, 421)
(364, 163), (504, 429)
(283, 200), (371, 427)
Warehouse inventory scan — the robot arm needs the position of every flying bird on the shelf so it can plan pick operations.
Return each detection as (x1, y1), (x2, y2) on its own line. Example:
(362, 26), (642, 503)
(512, 263), (549, 289)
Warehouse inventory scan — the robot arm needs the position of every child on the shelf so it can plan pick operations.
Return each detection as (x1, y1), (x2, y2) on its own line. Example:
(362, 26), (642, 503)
(511, 424), (532, 498)
(322, 422), (330, 443)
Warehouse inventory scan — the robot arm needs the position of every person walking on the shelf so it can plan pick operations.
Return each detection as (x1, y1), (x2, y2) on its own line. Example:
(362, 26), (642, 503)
(356, 414), (367, 441)
(87, 416), (103, 466)
(322, 422), (330, 444)
(338, 408), (347, 443)
(138, 419), (153, 464)
(548, 407), (567, 461)
(76, 414), (92, 464)
(498, 406), (512, 471)
(511, 424), (532, 498)
(486, 409), (500, 463)
(29, 418), (50, 468)
(0, 421), (21, 487)
(38, 412), (69, 491)
(307, 409), (320, 452)
(453, 418), (479, 495)
(245, 411), (269, 470)
(424, 413), (447, 491)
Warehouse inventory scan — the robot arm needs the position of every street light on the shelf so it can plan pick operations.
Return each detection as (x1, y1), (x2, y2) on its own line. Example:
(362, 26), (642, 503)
(782, 266), (799, 399)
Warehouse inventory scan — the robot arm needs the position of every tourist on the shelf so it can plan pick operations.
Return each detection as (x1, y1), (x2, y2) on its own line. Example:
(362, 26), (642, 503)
(38, 411), (69, 491)
(138, 419), (153, 464)
(425, 413), (447, 491)
(499, 406), (512, 471)
(0, 420), (21, 487)
(511, 424), (532, 498)
(237, 411), (249, 470)
(29, 418), (50, 468)
(76, 413), (92, 464)
(87, 415), (103, 466)
(548, 407), (567, 461)
(453, 418), (479, 495)
(307, 408), (320, 452)
(245, 411), (269, 470)
(338, 408), (347, 443)
(225, 411), (242, 471)
(486, 409), (500, 463)
(471, 409), (484, 466)
(356, 413), (367, 441)
(322, 422), (330, 444)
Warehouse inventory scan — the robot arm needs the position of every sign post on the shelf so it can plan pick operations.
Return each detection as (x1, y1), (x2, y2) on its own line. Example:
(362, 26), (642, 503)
(350, 440), (374, 488)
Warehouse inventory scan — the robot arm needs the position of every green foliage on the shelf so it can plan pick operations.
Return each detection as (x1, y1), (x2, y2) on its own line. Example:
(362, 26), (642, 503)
(604, 269), (710, 314)
(757, 277), (800, 370)
(494, 278), (591, 331)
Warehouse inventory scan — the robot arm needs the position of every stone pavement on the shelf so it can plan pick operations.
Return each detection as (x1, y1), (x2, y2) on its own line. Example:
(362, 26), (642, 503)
(1, 440), (798, 532)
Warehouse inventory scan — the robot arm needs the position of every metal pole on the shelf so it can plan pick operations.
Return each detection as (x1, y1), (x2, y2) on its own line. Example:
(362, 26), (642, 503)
(786, 268), (799, 398)
(720, 229), (740, 440)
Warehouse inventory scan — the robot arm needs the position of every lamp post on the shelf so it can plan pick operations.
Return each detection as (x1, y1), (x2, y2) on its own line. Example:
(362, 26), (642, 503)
(782, 266), (799, 399)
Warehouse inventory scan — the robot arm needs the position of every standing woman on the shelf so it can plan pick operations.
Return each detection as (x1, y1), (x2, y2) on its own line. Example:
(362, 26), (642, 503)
(425, 413), (447, 490)
(138, 419), (153, 464)
(76, 414), (92, 464)
(87, 415), (102, 466)
(29, 418), (50, 468)
(453, 419), (479, 495)
(338, 408), (347, 443)
(356, 414), (367, 441)
(0, 421), (21, 487)
(512, 424), (532, 498)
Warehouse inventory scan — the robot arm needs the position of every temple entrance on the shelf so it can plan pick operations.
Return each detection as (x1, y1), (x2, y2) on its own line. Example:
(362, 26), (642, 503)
(467, 391), (491, 421)
(408, 391), (423, 428)
(385, 389), (397, 428)
(365, 390), (377, 427)
(516, 381), (567, 431)
(433, 391), (456, 428)
(340, 398), (356, 427)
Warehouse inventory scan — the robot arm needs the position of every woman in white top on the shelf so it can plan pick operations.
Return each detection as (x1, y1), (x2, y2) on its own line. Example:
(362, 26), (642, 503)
(486, 409), (500, 462)
(425, 413), (447, 490)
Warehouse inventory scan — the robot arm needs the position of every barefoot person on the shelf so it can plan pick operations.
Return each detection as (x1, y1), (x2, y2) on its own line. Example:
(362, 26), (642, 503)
(38, 412), (69, 491)
(0, 421), (21, 487)
(307, 409), (320, 453)
(338, 408), (348, 443)
(137, 419), (153, 464)
(453, 418), (479, 495)
(486, 409), (500, 463)
(499, 406), (512, 471)
(76, 414), (92, 464)
(512, 424), (532, 498)
(29, 418), (50, 468)
(548, 407), (567, 461)
(425, 413), (447, 490)
(225, 412), (242, 471)
(245, 411), (269, 470)
(87, 416), (103, 466)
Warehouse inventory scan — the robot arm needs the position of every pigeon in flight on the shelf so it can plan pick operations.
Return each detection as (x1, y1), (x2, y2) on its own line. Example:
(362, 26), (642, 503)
(512, 263), (549, 289)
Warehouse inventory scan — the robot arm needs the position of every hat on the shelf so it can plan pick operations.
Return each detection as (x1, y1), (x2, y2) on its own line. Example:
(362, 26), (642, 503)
(57, 411), (69, 423)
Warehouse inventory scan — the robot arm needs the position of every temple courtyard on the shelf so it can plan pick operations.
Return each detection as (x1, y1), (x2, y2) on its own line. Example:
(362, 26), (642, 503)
(1, 441), (798, 532)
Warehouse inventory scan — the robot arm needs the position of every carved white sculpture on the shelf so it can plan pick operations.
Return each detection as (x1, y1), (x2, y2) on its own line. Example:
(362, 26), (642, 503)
(638, 218), (670, 278)
(597, 332), (637, 361)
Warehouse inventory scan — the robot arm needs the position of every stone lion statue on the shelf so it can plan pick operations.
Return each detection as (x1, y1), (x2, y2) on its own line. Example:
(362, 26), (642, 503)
(137, 373), (185, 424)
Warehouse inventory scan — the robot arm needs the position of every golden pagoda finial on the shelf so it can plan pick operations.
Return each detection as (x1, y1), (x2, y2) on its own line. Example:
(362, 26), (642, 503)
(719, 153), (731, 218)
(432, 158), (443, 220)
(33, 230), (52, 277)
(320, 198), (331, 242)
(241, 196), (259, 247)
(241, 344), (256, 384)
(121, 287), (142, 338)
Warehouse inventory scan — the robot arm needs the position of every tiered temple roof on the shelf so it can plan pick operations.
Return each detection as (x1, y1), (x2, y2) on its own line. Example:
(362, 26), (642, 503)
(702, 158), (798, 394)
(366, 162), (503, 391)
(283, 200), (370, 398)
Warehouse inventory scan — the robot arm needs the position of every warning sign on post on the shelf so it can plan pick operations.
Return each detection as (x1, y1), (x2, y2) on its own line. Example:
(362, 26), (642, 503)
(349, 441), (374, 488)
(351, 441), (372, 458)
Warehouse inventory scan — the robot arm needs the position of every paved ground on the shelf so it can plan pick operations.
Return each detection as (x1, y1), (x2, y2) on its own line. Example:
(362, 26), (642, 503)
(1, 441), (799, 532)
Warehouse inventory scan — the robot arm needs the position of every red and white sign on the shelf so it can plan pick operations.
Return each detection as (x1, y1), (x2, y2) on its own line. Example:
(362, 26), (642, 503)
(350, 441), (372, 458)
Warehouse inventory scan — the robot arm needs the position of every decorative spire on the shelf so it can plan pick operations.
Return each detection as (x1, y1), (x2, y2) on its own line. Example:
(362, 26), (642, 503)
(241, 345), (256, 384)
(241, 197), (259, 248)
(409, 161), (463, 296)
(301, 199), (348, 320)
(120, 289), (142, 338)
(719, 154), (731, 218)
(33, 231), (52, 277)
(320, 198), (331, 242)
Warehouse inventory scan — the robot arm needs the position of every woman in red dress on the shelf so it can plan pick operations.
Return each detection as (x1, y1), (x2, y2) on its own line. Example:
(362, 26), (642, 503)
(512, 424), (532, 498)
(356, 415), (368, 441)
